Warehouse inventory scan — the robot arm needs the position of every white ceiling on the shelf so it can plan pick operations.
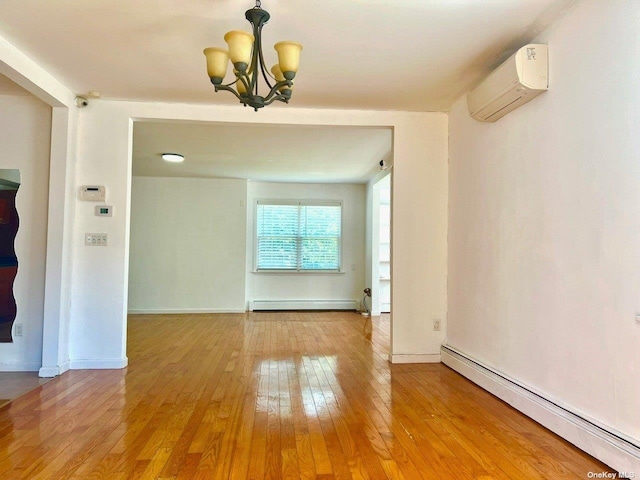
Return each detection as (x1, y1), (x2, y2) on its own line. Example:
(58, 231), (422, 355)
(0, 0), (577, 112)
(1, 0), (576, 183)
(133, 122), (392, 183)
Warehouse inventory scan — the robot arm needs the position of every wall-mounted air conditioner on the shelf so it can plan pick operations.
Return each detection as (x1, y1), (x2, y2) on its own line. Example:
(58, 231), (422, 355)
(468, 44), (548, 122)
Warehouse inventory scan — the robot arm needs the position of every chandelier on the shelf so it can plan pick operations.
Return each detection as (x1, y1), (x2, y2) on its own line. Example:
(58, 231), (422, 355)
(203, 1), (303, 111)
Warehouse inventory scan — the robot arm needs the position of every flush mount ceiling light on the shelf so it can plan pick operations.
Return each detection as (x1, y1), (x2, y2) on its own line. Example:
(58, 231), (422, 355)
(161, 153), (184, 163)
(203, 0), (303, 111)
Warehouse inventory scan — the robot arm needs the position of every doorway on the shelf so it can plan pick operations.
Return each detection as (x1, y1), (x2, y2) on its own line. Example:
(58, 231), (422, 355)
(377, 175), (391, 314)
(368, 172), (391, 317)
(126, 121), (393, 336)
(0, 169), (20, 342)
(0, 75), (53, 372)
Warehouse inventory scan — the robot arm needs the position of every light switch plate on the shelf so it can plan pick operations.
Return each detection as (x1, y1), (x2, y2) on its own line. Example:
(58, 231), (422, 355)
(85, 233), (108, 246)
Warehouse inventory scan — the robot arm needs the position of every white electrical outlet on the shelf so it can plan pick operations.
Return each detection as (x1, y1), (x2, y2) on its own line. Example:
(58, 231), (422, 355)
(14, 323), (23, 337)
(433, 319), (441, 331)
(636, 313), (640, 323)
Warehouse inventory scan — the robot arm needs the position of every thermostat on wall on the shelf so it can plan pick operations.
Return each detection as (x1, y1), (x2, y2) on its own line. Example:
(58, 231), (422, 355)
(80, 185), (106, 201)
(95, 205), (113, 217)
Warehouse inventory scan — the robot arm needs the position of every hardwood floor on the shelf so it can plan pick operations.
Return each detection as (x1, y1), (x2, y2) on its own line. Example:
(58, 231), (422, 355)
(0, 373), (52, 410)
(0, 312), (614, 479)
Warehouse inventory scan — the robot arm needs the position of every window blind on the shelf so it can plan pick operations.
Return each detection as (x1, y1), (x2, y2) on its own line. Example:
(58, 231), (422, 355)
(256, 202), (341, 271)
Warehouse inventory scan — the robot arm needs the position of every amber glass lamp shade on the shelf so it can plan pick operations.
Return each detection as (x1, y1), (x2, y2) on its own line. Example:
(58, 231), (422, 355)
(274, 41), (303, 78)
(203, 47), (229, 83)
(224, 30), (255, 69)
(271, 64), (293, 92)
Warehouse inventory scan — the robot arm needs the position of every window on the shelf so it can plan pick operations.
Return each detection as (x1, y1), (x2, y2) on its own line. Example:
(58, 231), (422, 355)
(256, 201), (342, 271)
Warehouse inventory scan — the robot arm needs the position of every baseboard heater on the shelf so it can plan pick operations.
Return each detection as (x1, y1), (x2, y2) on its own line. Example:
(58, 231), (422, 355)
(441, 345), (640, 473)
(250, 300), (357, 311)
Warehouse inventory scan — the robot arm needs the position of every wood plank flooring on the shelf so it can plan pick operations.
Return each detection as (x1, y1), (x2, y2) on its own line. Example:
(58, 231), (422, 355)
(0, 372), (53, 410)
(0, 312), (614, 479)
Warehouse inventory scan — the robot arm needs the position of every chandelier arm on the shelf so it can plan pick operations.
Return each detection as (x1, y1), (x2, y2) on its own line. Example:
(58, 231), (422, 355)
(214, 84), (244, 102)
(250, 26), (261, 96)
(256, 32), (275, 89)
(220, 78), (240, 88)
(247, 11), (263, 96)
(237, 72), (252, 95)
(262, 93), (289, 106)
(245, 6), (274, 94)
(261, 80), (292, 103)
(258, 49), (275, 88)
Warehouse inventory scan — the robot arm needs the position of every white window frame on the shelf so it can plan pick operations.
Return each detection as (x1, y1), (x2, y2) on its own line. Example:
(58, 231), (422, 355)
(253, 199), (343, 273)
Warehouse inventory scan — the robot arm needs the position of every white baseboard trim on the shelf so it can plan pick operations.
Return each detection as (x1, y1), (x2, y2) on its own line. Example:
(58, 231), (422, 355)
(250, 299), (357, 311)
(128, 308), (246, 314)
(441, 345), (640, 473)
(38, 366), (59, 378)
(388, 353), (441, 364)
(0, 362), (40, 372)
(38, 360), (70, 378)
(69, 357), (128, 370)
(59, 360), (70, 375)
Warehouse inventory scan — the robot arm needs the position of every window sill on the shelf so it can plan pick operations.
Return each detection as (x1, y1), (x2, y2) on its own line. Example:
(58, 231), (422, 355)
(252, 270), (346, 275)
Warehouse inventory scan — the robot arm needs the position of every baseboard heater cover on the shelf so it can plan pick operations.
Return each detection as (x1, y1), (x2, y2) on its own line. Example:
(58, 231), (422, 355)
(441, 345), (640, 473)
(128, 308), (246, 314)
(250, 300), (357, 311)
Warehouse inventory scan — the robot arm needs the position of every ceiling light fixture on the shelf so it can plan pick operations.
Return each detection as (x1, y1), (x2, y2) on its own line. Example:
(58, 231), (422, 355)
(203, 0), (303, 111)
(162, 153), (184, 163)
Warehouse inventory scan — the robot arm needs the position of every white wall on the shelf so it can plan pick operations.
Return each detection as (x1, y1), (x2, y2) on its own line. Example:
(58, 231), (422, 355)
(128, 176), (247, 313)
(391, 117), (448, 362)
(0, 94), (51, 371)
(448, 0), (640, 449)
(246, 181), (365, 308)
(43, 106), (78, 377)
(70, 101), (448, 368)
(1, 31), (78, 377)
